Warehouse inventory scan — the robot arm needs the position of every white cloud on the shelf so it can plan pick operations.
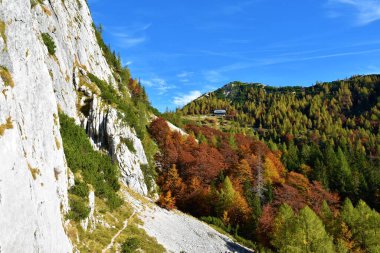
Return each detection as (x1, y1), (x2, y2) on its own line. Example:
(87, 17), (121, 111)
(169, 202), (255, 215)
(177, 71), (193, 78)
(110, 23), (152, 48)
(173, 90), (202, 106)
(120, 37), (145, 48)
(141, 78), (176, 95)
(328, 0), (380, 25)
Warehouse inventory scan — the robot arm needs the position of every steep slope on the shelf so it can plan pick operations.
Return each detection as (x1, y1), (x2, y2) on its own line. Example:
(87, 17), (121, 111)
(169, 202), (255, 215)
(0, 0), (148, 251)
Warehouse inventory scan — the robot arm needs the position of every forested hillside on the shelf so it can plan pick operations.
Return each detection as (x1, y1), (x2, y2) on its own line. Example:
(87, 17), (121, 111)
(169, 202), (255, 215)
(149, 117), (380, 252)
(150, 75), (380, 251)
(178, 75), (380, 211)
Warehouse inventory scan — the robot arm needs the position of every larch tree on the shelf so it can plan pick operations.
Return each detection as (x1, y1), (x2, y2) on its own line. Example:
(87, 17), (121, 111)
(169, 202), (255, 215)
(272, 205), (335, 253)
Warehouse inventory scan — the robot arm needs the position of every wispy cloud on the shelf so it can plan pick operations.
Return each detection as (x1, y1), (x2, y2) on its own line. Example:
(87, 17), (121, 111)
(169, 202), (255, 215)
(258, 48), (380, 66)
(109, 23), (152, 48)
(176, 71), (194, 83)
(141, 78), (176, 95)
(173, 90), (202, 106)
(328, 0), (380, 25)
(219, 0), (257, 15)
(201, 47), (380, 84)
(177, 71), (193, 78)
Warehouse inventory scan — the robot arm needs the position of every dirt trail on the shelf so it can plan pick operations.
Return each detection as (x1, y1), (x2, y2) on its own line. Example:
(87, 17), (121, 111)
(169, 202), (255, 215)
(102, 211), (137, 253)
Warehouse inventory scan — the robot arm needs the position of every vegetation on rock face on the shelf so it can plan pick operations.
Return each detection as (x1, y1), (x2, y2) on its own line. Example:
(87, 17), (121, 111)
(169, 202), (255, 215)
(59, 112), (122, 216)
(0, 21), (7, 48)
(0, 66), (14, 88)
(30, 0), (44, 8)
(41, 33), (56, 55)
(0, 117), (13, 136)
(120, 137), (136, 153)
(28, 163), (40, 180)
(86, 72), (158, 194)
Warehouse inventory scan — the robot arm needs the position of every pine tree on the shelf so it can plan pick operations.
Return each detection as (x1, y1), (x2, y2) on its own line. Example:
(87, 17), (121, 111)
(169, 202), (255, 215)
(272, 205), (335, 253)
(216, 176), (236, 216)
(341, 199), (380, 253)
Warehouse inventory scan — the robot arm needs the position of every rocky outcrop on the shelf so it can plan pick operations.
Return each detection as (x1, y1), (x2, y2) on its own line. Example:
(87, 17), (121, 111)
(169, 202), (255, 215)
(86, 96), (149, 195)
(0, 0), (75, 251)
(0, 0), (150, 251)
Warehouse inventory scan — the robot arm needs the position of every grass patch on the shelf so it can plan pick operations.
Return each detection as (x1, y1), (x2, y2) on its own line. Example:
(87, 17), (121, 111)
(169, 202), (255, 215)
(66, 187), (166, 252)
(55, 137), (61, 150)
(119, 222), (166, 253)
(0, 117), (13, 136)
(76, 0), (82, 9)
(42, 5), (52, 16)
(0, 21), (7, 47)
(120, 137), (136, 153)
(28, 163), (40, 180)
(31, 0), (44, 8)
(41, 33), (56, 55)
(0, 66), (14, 88)
(53, 113), (58, 125)
(67, 195), (133, 252)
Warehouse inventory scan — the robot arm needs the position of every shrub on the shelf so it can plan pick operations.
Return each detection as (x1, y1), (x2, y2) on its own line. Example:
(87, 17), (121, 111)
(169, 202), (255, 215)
(201, 216), (231, 233)
(121, 238), (140, 253)
(41, 33), (56, 55)
(70, 180), (89, 198)
(68, 197), (90, 221)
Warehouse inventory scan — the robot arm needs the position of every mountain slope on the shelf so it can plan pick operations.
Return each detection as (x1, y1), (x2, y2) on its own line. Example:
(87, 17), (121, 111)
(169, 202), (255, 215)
(181, 75), (380, 209)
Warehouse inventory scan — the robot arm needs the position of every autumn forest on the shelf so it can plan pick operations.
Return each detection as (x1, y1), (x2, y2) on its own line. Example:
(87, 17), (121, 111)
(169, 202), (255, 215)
(153, 75), (380, 252)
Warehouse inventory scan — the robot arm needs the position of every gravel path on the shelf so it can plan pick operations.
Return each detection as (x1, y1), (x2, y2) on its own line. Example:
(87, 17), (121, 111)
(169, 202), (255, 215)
(125, 193), (254, 253)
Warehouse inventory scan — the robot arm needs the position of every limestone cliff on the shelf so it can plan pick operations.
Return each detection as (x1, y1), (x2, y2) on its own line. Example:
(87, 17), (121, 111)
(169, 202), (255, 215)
(0, 0), (149, 251)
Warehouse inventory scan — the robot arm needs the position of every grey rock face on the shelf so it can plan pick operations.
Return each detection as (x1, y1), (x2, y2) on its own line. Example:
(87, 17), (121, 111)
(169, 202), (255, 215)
(0, 0), (151, 251)
(85, 96), (149, 195)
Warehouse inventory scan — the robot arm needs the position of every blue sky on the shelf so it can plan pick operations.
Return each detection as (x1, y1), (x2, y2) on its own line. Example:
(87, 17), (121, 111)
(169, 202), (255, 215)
(88, 0), (380, 112)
